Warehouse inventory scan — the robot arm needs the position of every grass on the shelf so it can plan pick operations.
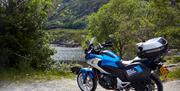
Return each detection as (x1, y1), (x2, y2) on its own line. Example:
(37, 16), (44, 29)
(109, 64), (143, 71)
(47, 29), (87, 44)
(164, 56), (180, 64)
(167, 68), (180, 80)
(0, 68), (75, 83)
(162, 55), (180, 80)
(0, 62), (79, 82)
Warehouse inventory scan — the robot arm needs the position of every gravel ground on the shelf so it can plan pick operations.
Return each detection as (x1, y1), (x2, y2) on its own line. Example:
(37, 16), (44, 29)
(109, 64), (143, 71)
(0, 79), (180, 91)
(163, 80), (180, 91)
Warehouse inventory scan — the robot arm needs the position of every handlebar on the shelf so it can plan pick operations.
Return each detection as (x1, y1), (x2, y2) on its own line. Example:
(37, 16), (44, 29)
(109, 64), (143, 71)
(85, 39), (113, 55)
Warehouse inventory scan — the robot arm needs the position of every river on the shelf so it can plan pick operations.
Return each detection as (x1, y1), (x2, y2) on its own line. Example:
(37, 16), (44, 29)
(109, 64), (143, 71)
(51, 46), (85, 61)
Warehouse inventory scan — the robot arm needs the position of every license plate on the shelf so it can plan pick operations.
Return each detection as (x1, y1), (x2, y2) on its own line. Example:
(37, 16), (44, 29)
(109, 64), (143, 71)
(160, 66), (169, 76)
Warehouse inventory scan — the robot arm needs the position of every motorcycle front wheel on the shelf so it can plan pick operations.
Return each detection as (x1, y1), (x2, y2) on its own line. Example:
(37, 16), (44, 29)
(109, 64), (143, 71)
(77, 72), (97, 91)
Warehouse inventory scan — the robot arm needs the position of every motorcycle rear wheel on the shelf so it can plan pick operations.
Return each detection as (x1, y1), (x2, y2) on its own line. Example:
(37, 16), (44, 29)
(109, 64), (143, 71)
(135, 74), (163, 91)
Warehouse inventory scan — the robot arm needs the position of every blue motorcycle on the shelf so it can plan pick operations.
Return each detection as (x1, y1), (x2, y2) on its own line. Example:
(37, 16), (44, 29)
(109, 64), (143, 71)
(76, 37), (168, 91)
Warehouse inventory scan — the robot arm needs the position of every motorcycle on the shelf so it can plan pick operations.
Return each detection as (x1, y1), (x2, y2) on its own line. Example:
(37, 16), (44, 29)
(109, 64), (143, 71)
(75, 37), (169, 91)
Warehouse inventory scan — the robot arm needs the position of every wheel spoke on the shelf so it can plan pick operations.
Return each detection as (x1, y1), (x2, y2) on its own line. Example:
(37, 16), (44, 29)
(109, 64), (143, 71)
(77, 73), (94, 91)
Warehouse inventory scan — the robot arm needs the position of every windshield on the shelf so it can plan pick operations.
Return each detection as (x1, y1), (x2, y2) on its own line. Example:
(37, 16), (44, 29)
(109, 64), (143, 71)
(89, 37), (96, 45)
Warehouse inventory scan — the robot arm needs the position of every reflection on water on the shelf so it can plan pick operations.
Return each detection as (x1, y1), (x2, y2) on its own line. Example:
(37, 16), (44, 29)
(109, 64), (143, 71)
(51, 46), (85, 61)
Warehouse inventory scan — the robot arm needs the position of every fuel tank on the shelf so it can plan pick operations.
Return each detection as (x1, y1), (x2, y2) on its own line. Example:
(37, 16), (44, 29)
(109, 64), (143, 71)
(100, 50), (121, 68)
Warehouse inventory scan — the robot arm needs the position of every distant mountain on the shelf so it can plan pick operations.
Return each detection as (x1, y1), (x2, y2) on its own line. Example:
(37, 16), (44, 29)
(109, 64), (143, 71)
(47, 0), (109, 29)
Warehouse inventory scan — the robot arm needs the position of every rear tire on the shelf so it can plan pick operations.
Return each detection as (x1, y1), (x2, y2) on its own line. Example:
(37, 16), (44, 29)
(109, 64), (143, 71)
(77, 72), (97, 91)
(150, 74), (163, 91)
(135, 74), (163, 91)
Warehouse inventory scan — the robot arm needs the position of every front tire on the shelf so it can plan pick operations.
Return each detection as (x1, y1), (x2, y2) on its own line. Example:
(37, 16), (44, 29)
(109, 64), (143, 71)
(77, 72), (97, 91)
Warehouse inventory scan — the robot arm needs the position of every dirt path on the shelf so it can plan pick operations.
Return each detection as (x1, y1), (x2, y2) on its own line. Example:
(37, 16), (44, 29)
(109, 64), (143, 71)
(0, 79), (179, 91)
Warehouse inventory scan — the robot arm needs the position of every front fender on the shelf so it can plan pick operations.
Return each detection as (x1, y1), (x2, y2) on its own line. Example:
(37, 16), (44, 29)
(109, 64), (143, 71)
(80, 68), (95, 78)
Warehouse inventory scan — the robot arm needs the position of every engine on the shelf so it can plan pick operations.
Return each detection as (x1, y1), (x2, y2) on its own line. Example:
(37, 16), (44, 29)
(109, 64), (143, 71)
(98, 74), (117, 90)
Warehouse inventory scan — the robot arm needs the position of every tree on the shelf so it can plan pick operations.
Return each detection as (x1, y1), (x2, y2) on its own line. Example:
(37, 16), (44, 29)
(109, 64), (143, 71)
(88, 0), (154, 57)
(0, 0), (54, 70)
(87, 0), (180, 58)
(153, 0), (180, 48)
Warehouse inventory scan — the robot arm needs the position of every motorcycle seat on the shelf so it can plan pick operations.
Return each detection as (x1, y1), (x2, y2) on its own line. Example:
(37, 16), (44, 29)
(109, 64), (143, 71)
(122, 60), (133, 65)
(122, 57), (142, 65)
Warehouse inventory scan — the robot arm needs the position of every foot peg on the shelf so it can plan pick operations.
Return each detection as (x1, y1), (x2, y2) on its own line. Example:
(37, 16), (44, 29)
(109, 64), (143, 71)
(116, 78), (130, 90)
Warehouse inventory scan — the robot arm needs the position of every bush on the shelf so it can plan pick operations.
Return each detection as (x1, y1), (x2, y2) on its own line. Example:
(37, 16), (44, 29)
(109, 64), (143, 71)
(0, 0), (54, 70)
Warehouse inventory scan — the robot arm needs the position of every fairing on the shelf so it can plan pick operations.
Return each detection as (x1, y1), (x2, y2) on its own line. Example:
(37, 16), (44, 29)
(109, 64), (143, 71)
(86, 50), (121, 68)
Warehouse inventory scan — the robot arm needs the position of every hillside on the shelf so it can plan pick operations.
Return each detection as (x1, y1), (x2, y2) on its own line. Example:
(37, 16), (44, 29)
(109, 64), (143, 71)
(47, 0), (109, 29)
(48, 29), (87, 47)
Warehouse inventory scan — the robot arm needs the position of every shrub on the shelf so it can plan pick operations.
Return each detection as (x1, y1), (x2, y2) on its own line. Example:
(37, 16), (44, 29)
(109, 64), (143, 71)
(0, 0), (54, 70)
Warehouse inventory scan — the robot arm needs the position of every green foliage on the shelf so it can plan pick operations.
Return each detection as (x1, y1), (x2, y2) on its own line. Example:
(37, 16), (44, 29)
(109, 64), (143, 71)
(0, 67), (74, 82)
(88, 0), (155, 56)
(48, 29), (87, 44)
(165, 56), (180, 64)
(167, 68), (180, 80)
(154, 0), (180, 47)
(0, 0), (54, 70)
(87, 0), (180, 58)
(47, 0), (108, 29)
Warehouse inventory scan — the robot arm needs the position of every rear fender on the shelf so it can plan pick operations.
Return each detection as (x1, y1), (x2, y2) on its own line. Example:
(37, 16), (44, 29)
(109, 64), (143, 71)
(80, 68), (95, 78)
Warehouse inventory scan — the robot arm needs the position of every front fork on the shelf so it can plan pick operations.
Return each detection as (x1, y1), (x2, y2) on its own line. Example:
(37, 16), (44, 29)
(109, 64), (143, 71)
(80, 68), (96, 84)
(83, 71), (89, 84)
